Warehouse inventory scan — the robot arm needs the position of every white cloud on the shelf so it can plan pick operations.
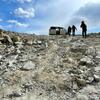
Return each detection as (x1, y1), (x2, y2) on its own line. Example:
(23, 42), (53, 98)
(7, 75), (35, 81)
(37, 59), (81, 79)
(81, 0), (100, 3)
(17, 0), (32, 3)
(0, 19), (3, 22)
(14, 7), (35, 18)
(0, 25), (4, 29)
(7, 20), (29, 27)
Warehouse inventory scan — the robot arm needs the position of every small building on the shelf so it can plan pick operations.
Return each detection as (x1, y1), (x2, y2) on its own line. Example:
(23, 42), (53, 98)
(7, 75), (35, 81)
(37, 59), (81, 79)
(49, 26), (67, 35)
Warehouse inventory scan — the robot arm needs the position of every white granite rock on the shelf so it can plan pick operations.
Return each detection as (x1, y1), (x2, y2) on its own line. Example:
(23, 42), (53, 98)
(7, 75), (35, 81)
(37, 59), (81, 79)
(21, 61), (36, 71)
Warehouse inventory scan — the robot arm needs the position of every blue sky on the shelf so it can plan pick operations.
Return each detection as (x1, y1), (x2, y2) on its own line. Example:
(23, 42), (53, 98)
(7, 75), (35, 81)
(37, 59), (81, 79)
(0, 0), (100, 34)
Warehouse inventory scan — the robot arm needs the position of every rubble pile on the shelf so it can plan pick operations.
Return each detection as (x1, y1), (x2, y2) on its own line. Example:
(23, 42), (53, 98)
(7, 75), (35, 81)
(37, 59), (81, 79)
(0, 29), (100, 100)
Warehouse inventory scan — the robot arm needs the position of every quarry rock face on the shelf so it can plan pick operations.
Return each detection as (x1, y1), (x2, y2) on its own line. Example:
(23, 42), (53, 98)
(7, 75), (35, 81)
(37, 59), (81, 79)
(0, 29), (100, 100)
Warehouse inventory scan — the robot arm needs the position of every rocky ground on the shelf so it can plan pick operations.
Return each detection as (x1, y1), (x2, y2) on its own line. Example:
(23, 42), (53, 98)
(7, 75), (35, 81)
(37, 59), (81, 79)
(0, 29), (100, 100)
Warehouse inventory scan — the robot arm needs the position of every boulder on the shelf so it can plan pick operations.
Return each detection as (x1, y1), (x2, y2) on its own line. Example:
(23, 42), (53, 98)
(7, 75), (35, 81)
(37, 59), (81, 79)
(76, 94), (89, 100)
(21, 61), (36, 71)
(11, 35), (21, 43)
(86, 46), (96, 56)
(15, 41), (23, 45)
(8, 91), (22, 98)
(15, 41), (23, 49)
(86, 76), (94, 84)
(26, 39), (34, 45)
(93, 74), (100, 82)
(81, 85), (98, 94)
(70, 42), (86, 54)
(79, 56), (94, 66)
(0, 55), (2, 59)
(75, 78), (86, 87)
(2, 34), (13, 44)
(95, 51), (100, 62)
(37, 40), (42, 45)
(0, 29), (3, 38)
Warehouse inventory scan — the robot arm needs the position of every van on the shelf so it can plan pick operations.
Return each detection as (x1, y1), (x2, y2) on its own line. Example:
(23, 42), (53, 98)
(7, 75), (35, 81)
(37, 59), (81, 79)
(49, 26), (67, 35)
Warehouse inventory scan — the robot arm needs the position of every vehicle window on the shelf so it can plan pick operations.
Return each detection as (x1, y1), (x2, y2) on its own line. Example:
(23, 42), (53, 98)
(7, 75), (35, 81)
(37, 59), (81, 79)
(50, 27), (56, 29)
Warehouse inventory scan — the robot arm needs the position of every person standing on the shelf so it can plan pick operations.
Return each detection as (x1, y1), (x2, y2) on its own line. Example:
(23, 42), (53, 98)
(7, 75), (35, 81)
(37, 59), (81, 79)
(80, 21), (87, 38)
(67, 26), (71, 36)
(72, 25), (77, 36)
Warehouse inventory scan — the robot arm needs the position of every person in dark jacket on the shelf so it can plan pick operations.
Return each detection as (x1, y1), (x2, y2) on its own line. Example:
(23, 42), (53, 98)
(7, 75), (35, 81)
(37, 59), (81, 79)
(80, 21), (87, 38)
(67, 26), (71, 36)
(72, 25), (77, 36)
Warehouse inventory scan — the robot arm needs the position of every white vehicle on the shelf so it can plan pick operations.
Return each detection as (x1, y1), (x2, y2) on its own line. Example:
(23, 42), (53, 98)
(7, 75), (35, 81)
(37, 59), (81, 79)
(49, 26), (67, 35)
